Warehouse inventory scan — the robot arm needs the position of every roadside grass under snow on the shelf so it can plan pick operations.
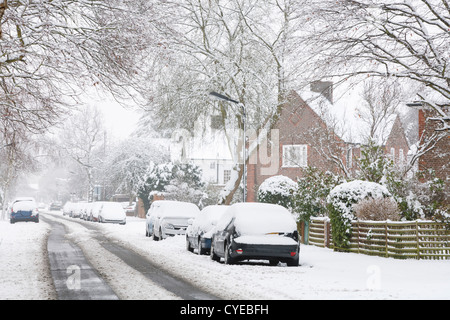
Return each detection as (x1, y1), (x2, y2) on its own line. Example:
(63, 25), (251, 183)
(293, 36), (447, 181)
(1, 211), (449, 300)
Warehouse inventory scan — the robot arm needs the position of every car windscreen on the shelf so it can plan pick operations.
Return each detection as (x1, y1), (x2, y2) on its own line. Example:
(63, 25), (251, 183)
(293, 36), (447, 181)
(234, 209), (296, 236)
(12, 200), (36, 212)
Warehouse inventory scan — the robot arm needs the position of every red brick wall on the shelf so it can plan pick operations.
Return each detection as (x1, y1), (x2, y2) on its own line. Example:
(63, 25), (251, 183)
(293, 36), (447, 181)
(247, 91), (347, 202)
(385, 115), (410, 165)
(417, 109), (449, 194)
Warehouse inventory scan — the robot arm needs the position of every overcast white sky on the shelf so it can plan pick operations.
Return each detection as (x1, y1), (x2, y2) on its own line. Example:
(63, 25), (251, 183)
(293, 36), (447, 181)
(85, 89), (141, 141)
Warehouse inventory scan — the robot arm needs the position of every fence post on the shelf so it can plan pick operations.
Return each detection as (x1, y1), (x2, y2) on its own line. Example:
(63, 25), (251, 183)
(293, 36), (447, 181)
(325, 219), (331, 248)
(416, 221), (420, 260)
(304, 221), (309, 245)
(385, 221), (388, 258)
(356, 221), (360, 254)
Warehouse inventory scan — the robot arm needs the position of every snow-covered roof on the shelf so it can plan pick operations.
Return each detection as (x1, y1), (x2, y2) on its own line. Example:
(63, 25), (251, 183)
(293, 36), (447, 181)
(297, 80), (418, 146)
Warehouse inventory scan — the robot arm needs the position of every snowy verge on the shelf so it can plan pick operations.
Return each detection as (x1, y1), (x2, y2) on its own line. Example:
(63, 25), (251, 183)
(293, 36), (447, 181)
(2, 211), (450, 300)
(0, 218), (56, 300)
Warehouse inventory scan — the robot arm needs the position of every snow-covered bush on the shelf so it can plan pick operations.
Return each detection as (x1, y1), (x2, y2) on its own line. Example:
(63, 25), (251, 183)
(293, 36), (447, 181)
(137, 161), (205, 211)
(353, 197), (401, 221)
(327, 180), (391, 250)
(257, 175), (297, 211)
(292, 167), (343, 223)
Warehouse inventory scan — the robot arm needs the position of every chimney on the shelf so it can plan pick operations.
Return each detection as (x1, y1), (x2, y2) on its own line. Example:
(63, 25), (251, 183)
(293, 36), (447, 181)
(311, 80), (333, 104)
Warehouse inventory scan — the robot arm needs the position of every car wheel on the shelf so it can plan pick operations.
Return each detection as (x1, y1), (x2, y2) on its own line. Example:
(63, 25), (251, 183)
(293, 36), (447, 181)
(287, 255), (299, 267)
(197, 238), (204, 255)
(224, 242), (235, 265)
(153, 228), (159, 241)
(210, 239), (220, 262)
(186, 237), (194, 252)
(269, 259), (278, 266)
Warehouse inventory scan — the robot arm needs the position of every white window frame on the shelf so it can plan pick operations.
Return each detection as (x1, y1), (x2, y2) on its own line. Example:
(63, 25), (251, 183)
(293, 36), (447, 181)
(399, 149), (404, 165)
(282, 144), (308, 168)
(223, 169), (231, 184)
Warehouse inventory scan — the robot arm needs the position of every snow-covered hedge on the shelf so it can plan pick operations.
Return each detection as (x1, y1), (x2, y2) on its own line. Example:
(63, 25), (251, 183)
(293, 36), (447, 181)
(327, 180), (392, 250)
(257, 175), (297, 211)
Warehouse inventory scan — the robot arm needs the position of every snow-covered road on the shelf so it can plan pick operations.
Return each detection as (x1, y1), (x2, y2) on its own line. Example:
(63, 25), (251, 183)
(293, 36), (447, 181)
(1, 211), (449, 300)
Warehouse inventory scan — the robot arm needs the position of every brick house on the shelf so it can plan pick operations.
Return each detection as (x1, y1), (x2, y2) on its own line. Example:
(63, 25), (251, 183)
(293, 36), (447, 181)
(246, 85), (419, 202)
(415, 107), (449, 195)
(385, 115), (410, 167)
(247, 89), (351, 202)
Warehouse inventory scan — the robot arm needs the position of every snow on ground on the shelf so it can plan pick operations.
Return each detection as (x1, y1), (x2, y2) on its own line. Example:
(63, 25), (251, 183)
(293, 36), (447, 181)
(1, 211), (449, 300)
(0, 218), (56, 300)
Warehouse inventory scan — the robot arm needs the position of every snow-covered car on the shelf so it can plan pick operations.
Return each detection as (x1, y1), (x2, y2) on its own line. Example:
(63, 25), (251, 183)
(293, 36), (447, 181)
(81, 202), (93, 220)
(10, 197), (39, 224)
(121, 201), (136, 216)
(145, 202), (159, 238)
(62, 201), (74, 216)
(49, 201), (62, 211)
(186, 205), (229, 255)
(150, 200), (200, 241)
(98, 202), (126, 224)
(90, 201), (106, 222)
(70, 202), (85, 218)
(210, 203), (300, 266)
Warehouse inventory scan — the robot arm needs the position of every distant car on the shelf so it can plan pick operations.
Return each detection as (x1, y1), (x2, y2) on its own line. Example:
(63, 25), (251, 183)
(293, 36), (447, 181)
(62, 201), (74, 216)
(98, 202), (126, 224)
(70, 202), (85, 218)
(81, 202), (93, 220)
(10, 197), (39, 224)
(186, 205), (229, 255)
(145, 202), (159, 238)
(90, 201), (106, 222)
(49, 201), (62, 211)
(210, 203), (300, 266)
(150, 200), (200, 241)
(121, 201), (136, 216)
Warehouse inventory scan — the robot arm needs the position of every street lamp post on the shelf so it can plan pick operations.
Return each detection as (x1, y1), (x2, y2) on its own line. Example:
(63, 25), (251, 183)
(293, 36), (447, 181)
(209, 91), (247, 202)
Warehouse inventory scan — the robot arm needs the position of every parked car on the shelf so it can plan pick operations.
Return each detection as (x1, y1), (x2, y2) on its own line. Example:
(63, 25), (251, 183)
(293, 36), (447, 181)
(90, 201), (106, 222)
(70, 202), (85, 218)
(81, 202), (93, 220)
(145, 202), (159, 238)
(62, 201), (74, 216)
(210, 203), (300, 266)
(186, 205), (229, 255)
(150, 200), (200, 241)
(10, 197), (39, 224)
(98, 202), (126, 224)
(49, 201), (62, 211)
(121, 201), (136, 216)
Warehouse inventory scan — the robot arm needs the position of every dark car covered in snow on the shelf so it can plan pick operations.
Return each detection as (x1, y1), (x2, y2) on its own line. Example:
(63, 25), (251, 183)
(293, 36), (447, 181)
(10, 197), (39, 224)
(210, 203), (300, 266)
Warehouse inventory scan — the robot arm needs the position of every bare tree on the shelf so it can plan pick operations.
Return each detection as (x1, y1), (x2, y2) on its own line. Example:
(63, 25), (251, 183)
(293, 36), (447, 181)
(302, 0), (449, 131)
(358, 77), (404, 144)
(0, 0), (157, 142)
(143, 0), (308, 204)
(59, 105), (104, 202)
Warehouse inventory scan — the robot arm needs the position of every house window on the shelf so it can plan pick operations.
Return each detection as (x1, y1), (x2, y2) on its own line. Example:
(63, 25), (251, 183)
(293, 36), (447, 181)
(282, 144), (308, 167)
(399, 149), (404, 165)
(390, 147), (395, 161)
(223, 170), (231, 184)
(210, 162), (216, 169)
(347, 148), (353, 169)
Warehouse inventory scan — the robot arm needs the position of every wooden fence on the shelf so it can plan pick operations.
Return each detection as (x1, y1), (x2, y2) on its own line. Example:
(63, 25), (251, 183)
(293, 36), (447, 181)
(305, 218), (450, 260)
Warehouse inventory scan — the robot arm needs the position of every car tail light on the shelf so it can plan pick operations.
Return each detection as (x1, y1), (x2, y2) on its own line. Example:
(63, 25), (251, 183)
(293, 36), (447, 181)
(236, 249), (243, 254)
(290, 251), (297, 257)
